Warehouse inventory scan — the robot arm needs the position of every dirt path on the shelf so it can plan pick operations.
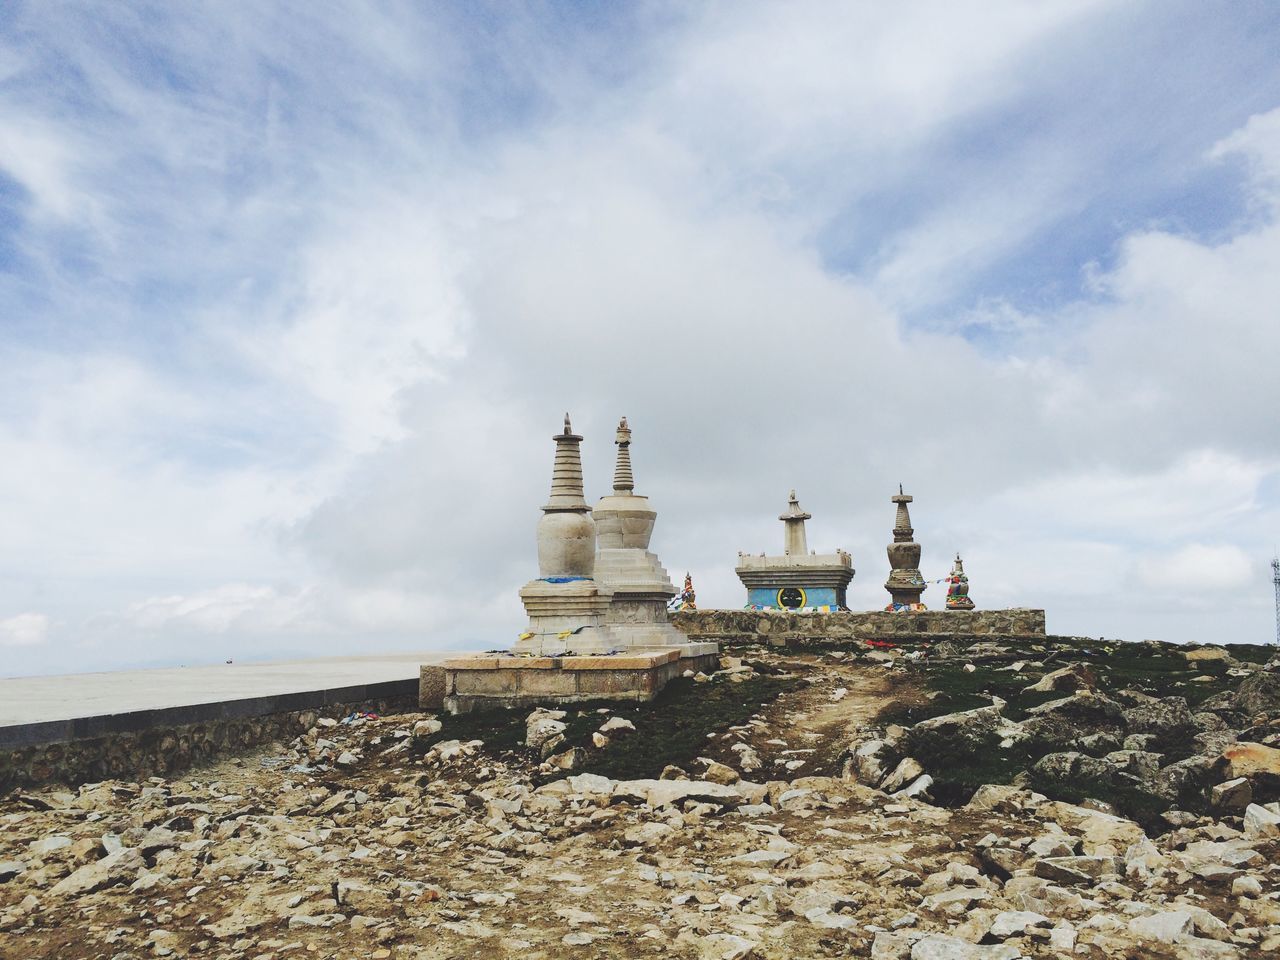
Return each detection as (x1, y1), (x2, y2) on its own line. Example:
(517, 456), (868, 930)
(701, 651), (922, 779)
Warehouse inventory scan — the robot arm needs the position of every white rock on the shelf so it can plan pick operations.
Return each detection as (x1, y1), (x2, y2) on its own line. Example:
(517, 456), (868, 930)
(729, 849), (791, 866)
(554, 906), (599, 925)
(1128, 910), (1195, 943)
(881, 757), (925, 793)
(695, 933), (757, 960)
(621, 778), (742, 808)
(909, 933), (1021, 959)
(525, 716), (567, 748)
(623, 822), (674, 848)
(566, 773), (615, 796)
(28, 836), (71, 857)
(287, 913), (346, 929)
(871, 931), (916, 960)
(1231, 875), (1262, 897)
(50, 847), (144, 897)
(1243, 802), (1280, 839)
(919, 888), (990, 915)
(804, 907), (857, 929)
(412, 718), (443, 737)
(599, 716), (636, 735)
(731, 743), (763, 772)
(1048, 921), (1075, 951)
(1210, 776), (1252, 810)
(892, 774), (933, 801)
(988, 910), (1051, 939)
(789, 888), (858, 917)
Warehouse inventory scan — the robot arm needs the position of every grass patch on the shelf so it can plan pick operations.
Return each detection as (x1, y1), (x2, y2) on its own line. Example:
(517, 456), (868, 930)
(881, 638), (1250, 822)
(416, 704), (532, 756)
(570, 676), (793, 781)
(415, 675), (796, 782)
(878, 663), (1062, 726)
(1027, 771), (1171, 831)
(1230, 644), (1276, 665)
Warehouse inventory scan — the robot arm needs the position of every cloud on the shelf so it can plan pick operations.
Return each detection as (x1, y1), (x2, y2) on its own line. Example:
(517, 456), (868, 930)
(116, 581), (444, 638)
(1134, 544), (1255, 593)
(0, 114), (86, 221)
(1, 5), (1279, 674)
(1211, 106), (1280, 205)
(0, 613), (49, 647)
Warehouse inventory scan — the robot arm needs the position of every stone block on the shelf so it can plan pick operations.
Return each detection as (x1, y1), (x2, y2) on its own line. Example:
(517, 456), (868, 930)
(503, 657), (561, 669)
(451, 670), (519, 696)
(577, 668), (657, 697)
(562, 651), (676, 671)
(443, 656), (499, 670)
(516, 669), (580, 696)
(419, 666), (446, 710)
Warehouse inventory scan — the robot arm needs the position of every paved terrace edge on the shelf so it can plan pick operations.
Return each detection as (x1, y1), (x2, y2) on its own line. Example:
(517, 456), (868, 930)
(0, 678), (423, 751)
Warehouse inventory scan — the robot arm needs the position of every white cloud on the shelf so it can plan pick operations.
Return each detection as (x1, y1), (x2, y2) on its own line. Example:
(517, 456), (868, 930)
(118, 581), (443, 638)
(1, 5), (1278, 675)
(0, 114), (83, 220)
(1134, 544), (1255, 593)
(0, 613), (50, 647)
(1211, 106), (1280, 204)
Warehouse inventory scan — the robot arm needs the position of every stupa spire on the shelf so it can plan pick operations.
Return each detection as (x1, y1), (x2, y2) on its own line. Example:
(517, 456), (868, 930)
(780, 490), (812, 556)
(544, 413), (588, 512)
(892, 483), (914, 543)
(613, 416), (634, 494)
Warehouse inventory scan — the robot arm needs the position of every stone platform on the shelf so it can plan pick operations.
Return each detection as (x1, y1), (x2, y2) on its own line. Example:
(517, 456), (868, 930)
(436, 644), (721, 714)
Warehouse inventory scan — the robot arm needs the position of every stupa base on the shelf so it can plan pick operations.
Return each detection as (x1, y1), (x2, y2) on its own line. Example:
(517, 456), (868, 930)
(438, 643), (720, 715)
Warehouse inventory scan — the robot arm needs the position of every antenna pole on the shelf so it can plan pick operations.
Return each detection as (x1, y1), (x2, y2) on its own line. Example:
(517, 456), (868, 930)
(1272, 555), (1280, 646)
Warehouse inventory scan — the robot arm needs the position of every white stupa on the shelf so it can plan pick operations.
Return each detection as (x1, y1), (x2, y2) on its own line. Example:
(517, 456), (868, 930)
(592, 417), (688, 649)
(511, 414), (613, 655)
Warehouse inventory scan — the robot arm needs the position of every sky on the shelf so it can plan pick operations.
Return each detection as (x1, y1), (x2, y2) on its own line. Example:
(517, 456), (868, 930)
(1, 0), (1279, 677)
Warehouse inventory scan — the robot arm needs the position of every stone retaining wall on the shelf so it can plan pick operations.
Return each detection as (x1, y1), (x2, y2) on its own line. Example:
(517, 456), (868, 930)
(670, 608), (1046, 647)
(0, 695), (414, 795)
(438, 651), (722, 714)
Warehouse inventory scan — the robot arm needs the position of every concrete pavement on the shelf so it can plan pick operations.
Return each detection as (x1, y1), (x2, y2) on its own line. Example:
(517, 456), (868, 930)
(0, 652), (473, 750)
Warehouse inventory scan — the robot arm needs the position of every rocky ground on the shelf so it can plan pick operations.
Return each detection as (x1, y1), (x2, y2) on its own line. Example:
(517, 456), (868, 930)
(1, 638), (1278, 959)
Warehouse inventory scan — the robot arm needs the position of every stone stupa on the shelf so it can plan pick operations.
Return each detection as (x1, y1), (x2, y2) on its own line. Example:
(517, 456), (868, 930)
(736, 491), (854, 610)
(884, 485), (927, 611)
(438, 413), (719, 714)
(592, 417), (687, 649)
(511, 414), (613, 655)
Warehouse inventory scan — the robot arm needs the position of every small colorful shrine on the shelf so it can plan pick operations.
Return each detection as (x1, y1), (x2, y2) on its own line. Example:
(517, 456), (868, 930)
(945, 554), (975, 610)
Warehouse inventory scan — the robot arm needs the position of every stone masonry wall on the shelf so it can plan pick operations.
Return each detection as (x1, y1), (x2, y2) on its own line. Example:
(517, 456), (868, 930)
(0, 694), (414, 795)
(670, 608), (1046, 647)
